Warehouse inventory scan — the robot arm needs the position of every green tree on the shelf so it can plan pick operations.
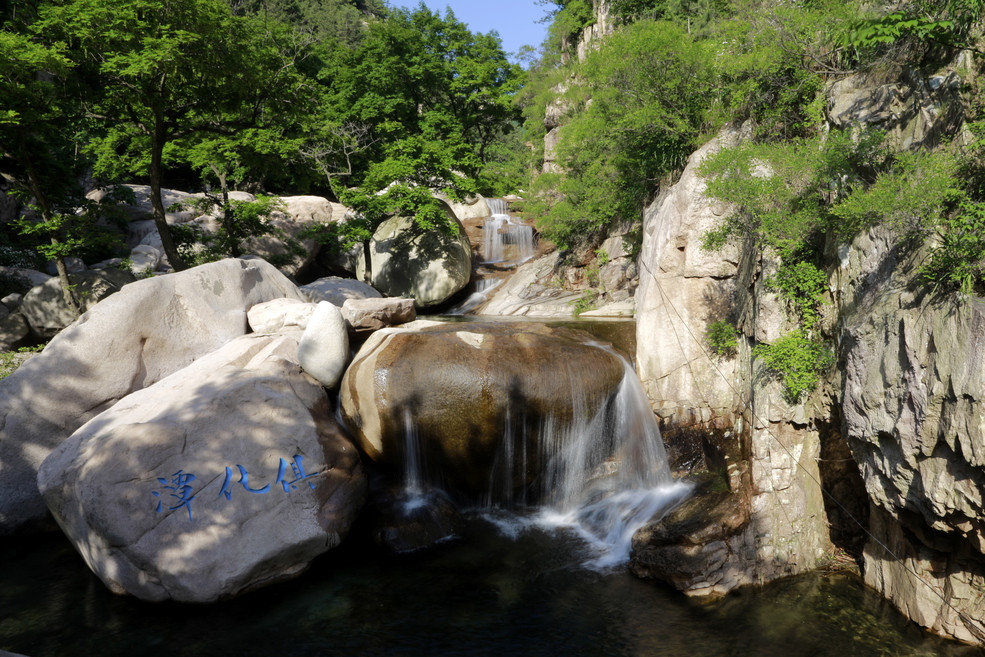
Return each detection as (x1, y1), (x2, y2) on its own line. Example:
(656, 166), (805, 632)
(0, 21), (91, 311)
(308, 4), (522, 280)
(37, 0), (314, 271)
(530, 20), (715, 248)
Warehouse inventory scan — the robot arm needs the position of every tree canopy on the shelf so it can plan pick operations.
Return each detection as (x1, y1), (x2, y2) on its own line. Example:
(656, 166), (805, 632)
(0, 0), (525, 274)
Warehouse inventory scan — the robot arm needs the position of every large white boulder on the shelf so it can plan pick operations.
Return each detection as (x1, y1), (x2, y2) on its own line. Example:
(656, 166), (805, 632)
(38, 334), (367, 602)
(297, 301), (349, 389)
(0, 258), (305, 533)
(368, 204), (472, 308)
(300, 276), (382, 306)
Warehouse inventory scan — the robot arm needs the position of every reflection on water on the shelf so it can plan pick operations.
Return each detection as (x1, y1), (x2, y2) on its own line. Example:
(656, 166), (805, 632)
(1, 519), (981, 657)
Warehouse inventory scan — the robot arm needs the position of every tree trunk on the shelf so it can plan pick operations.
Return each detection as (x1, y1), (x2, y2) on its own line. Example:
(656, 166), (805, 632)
(16, 128), (79, 315)
(213, 168), (241, 258)
(51, 244), (78, 314)
(362, 238), (373, 284)
(150, 114), (187, 271)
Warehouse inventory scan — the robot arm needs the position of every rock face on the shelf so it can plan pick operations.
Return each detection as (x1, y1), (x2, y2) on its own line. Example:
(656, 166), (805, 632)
(480, 252), (584, 316)
(367, 205), (472, 308)
(20, 268), (136, 338)
(826, 67), (969, 151)
(837, 226), (985, 644)
(633, 120), (985, 643)
(0, 258), (305, 533)
(38, 334), (366, 602)
(632, 124), (832, 597)
(635, 127), (745, 424)
(339, 322), (625, 498)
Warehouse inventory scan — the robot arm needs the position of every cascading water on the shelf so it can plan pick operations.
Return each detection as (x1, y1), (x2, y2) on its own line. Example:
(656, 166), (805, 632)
(481, 346), (690, 568)
(400, 334), (690, 569)
(403, 407), (425, 503)
(482, 199), (535, 266)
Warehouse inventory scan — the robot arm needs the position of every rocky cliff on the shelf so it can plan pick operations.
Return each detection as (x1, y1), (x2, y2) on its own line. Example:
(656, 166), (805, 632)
(631, 65), (985, 645)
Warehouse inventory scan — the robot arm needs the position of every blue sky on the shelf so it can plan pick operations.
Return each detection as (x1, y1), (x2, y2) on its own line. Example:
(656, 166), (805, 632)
(387, 0), (549, 63)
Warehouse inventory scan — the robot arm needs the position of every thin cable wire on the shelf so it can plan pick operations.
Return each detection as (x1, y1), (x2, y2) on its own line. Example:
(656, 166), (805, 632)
(639, 253), (985, 642)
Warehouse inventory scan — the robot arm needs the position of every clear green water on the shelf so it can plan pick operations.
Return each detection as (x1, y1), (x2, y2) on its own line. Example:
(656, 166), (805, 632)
(1, 517), (982, 657)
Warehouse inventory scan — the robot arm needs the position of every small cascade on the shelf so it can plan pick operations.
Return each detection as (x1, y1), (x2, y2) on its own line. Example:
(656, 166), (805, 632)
(483, 213), (513, 263)
(481, 199), (535, 266)
(475, 345), (690, 568)
(445, 278), (504, 315)
(402, 407), (428, 511)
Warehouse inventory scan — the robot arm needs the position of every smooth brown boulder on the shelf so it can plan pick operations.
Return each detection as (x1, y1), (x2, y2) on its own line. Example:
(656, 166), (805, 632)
(339, 322), (625, 499)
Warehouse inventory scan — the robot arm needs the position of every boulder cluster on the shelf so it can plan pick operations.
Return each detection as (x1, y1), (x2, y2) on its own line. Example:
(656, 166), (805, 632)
(0, 258), (422, 601)
(0, 252), (629, 603)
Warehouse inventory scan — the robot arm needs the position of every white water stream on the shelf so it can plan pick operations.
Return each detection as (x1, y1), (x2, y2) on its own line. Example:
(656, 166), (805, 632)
(400, 340), (690, 569)
(482, 200), (535, 265)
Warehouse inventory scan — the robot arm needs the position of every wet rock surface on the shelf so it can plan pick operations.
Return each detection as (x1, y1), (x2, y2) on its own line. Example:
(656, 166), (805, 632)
(339, 321), (625, 499)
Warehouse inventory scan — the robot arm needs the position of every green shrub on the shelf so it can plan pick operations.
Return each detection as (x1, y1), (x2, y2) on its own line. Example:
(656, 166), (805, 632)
(919, 201), (985, 294)
(571, 291), (598, 316)
(706, 319), (739, 358)
(754, 330), (834, 404)
(533, 19), (715, 248)
(767, 260), (828, 328)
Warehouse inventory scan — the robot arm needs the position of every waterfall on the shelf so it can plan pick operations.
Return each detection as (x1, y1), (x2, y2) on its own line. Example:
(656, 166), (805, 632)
(402, 407), (428, 511)
(487, 198), (508, 215)
(476, 345), (690, 568)
(481, 200), (535, 265)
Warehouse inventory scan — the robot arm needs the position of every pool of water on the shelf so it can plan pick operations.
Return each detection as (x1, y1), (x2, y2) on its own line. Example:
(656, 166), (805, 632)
(1, 516), (981, 657)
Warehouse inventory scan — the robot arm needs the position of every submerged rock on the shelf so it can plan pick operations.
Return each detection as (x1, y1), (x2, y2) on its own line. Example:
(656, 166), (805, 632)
(38, 334), (367, 602)
(368, 486), (462, 554)
(0, 258), (304, 534)
(339, 322), (625, 500)
(631, 473), (752, 596)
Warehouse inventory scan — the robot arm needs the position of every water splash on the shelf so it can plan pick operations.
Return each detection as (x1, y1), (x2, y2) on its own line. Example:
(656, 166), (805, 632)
(474, 344), (689, 567)
(396, 337), (689, 567)
(530, 348), (689, 568)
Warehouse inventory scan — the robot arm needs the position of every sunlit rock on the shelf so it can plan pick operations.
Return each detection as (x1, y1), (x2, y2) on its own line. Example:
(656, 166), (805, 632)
(366, 204), (472, 308)
(0, 258), (304, 534)
(38, 334), (366, 602)
(297, 301), (349, 388)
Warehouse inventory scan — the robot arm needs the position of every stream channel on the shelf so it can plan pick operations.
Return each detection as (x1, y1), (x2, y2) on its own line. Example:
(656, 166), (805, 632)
(1, 315), (982, 657)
